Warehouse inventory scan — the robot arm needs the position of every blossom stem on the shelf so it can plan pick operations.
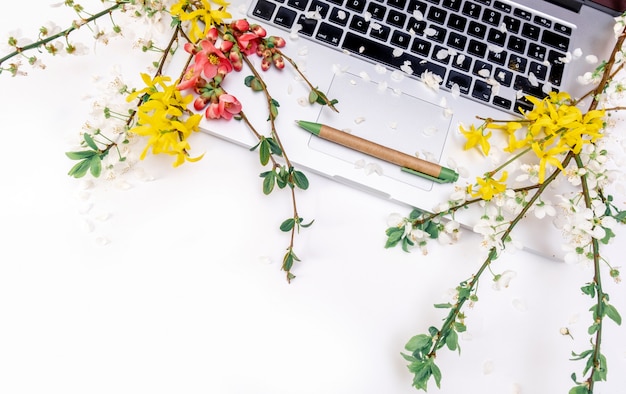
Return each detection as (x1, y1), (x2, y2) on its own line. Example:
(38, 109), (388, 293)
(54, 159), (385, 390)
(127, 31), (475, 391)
(0, 1), (130, 67)
(575, 154), (606, 392)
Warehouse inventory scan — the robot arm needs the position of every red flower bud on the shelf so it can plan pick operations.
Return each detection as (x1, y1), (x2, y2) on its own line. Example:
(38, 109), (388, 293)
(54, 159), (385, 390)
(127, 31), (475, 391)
(232, 19), (250, 32)
(206, 27), (219, 43)
(250, 24), (267, 38)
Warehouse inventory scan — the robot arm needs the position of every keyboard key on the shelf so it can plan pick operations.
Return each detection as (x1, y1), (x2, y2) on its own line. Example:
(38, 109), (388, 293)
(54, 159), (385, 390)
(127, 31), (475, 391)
(507, 36), (526, 53)
(494, 67), (513, 86)
(452, 53), (472, 71)
(493, 96), (512, 110)
(408, 0), (428, 14)
(329, 7), (350, 26)
(388, 0), (407, 9)
(442, 0), (462, 11)
(493, 1), (511, 13)
(433, 44), (452, 64)
(527, 43), (546, 61)
(467, 20), (487, 39)
(555, 23), (572, 36)
(514, 75), (552, 98)
(346, 0), (366, 12)
(447, 31), (467, 50)
(427, 25), (447, 43)
(472, 79), (492, 101)
(502, 16), (520, 33)
(274, 6), (297, 28)
(327, 0), (344, 4)
(487, 49), (507, 66)
(309, 0), (330, 17)
(508, 53), (527, 73)
(316, 22), (343, 45)
(288, 0), (308, 11)
(521, 23), (540, 40)
(534, 16), (551, 28)
(297, 14), (317, 35)
(391, 30), (411, 49)
(468, 39), (487, 57)
(547, 50), (565, 86)
(473, 59), (492, 78)
(462, 2), (482, 19)
(411, 37), (432, 56)
(367, 3), (387, 20)
(252, 0), (276, 20)
(542, 30), (570, 51)
(482, 9), (502, 26)
(513, 8), (532, 21)
(487, 27), (506, 47)
(407, 18), (427, 35)
(370, 24), (391, 41)
(427, 6), (448, 24)
(529, 61), (548, 80)
(387, 10), (407, 28)
(514, 97), (534, 114)
(448, 14), (467, 31)
(446, 70), (472, 94)
(350, 15), (370, 33)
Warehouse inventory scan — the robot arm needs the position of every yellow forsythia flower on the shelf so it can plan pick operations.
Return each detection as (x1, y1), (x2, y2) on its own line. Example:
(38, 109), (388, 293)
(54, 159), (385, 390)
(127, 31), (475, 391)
(467, 171), (508, 201)
(171, 0), (232, 42)
(460, 123), (492, 156)
(128, 73), (203, 167)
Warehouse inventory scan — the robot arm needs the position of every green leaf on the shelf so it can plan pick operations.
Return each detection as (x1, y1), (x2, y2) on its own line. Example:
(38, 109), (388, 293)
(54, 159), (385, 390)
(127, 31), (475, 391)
(283, 252), (294, 271)
(385, 227), (404, 249)
(66, 150), (96, 160)
(83, 133), (98, 150)
(67, 158), (91, 178)
(261, 171), (276, 195)
(266, 137), (282, 156)
(308, 89), (319, 104)
(280, 218), (296, 232)
(581, 283), (596, 298)
(569, 385), (590, 394)
(424, 220), (439, 239)
(244, 75), (263, 91)
(605, 303), (622, 325)
(300, 219), (314, 228)
(269, 99), (279, 119)
(405, 334), (432, 353)
(259, 138), (271, 166)
(292, 170), (309, 190)
(89, 155), (102, 178)
(400, 352), (418, 363)
(430, 361), (442, 388)
(445, 329), (458, 352)
(434, 303), (452, 309)
(401, 236), (414, 252)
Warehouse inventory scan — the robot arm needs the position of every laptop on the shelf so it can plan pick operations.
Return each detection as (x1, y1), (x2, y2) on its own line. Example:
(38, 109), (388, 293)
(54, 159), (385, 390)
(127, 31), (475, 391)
(181, 0), (625, 259)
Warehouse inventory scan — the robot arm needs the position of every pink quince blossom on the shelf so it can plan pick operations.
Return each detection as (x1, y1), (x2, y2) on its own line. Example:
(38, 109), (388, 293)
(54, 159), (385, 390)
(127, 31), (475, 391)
(195, 40), (233, 80)
(205, 94), (242, 120)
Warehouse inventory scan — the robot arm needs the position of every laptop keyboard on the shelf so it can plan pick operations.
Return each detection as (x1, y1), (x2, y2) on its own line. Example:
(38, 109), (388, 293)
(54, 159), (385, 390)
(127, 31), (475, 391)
(249, 0), (573, 114)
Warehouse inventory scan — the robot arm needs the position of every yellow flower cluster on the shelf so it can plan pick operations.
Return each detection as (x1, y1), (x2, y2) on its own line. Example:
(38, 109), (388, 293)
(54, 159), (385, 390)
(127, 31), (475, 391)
(170, 0), (232, 43)
(127, 73), (203, 167)
(467, 171), (508, 201)
(462, 92), (606, 200)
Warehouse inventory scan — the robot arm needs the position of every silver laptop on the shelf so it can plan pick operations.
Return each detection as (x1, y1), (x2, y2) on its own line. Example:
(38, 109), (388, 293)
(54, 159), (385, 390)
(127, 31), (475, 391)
(185, 0), (624, 259)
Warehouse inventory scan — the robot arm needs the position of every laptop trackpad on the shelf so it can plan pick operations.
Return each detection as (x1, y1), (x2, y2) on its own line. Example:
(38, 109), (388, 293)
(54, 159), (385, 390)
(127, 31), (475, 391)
(309, 71), (452, 191)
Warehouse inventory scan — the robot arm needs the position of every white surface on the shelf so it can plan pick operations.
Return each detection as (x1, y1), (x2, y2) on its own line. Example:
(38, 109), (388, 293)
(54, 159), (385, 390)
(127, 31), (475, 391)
(1, 2), (625, 393)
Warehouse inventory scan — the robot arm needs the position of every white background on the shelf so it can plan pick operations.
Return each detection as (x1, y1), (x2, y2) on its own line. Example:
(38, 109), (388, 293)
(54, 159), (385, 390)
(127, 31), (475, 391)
(1, 1), (625, 393)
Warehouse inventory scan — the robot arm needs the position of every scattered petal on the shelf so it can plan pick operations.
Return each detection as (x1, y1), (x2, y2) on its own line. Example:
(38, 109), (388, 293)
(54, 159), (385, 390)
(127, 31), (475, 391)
(483, 360), (495, 375)
(512, 298), (528, 312)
